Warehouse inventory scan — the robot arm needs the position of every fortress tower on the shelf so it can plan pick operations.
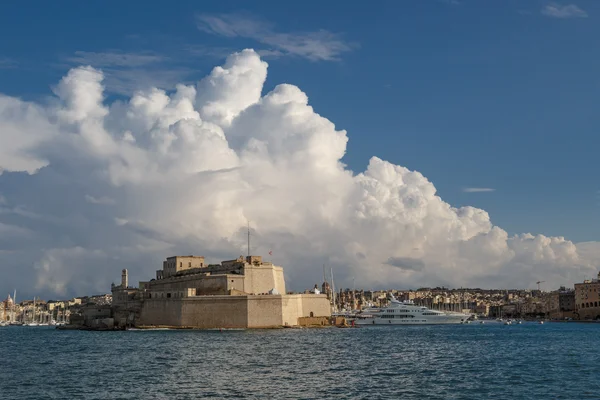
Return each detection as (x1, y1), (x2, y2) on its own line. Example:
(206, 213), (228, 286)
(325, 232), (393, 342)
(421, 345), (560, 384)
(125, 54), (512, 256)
(121, 269), (128, 288)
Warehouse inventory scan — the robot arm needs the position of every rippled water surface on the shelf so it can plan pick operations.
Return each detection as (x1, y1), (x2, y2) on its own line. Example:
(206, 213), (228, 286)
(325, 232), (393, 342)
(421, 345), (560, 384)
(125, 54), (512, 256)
(2, 322), (600, 399)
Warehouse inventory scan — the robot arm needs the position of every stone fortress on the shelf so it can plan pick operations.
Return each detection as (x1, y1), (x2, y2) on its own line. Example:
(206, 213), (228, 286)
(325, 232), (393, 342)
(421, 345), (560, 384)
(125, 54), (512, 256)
(111, 254), (331, 329)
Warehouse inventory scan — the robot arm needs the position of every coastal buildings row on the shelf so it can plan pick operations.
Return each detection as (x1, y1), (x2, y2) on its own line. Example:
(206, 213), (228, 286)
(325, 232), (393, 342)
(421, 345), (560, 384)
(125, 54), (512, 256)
(1, 293), (111, 324)
(317, 275), (600, 321)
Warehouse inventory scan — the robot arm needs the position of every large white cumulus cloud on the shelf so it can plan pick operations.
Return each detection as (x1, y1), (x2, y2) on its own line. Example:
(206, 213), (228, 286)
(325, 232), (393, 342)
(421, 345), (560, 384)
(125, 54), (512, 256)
(0, 48), (598, 298)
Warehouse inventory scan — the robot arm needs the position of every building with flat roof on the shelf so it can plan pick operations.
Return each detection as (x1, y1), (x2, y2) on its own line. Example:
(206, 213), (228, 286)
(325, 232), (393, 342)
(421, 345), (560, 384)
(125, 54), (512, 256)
(574, 273), (600, 320)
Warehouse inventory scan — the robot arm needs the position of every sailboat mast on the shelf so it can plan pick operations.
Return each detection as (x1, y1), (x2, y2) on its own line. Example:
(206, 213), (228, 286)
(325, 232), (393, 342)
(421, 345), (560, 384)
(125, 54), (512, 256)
(247, 220), (250, 258)
(352, 277), (356, 311)
(330, 268), (336, 312)
(12, 289), (16, 323)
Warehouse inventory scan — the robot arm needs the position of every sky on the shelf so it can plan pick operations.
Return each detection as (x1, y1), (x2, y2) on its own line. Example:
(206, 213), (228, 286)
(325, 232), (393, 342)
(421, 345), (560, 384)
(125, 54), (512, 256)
(1, 0), (600, 300)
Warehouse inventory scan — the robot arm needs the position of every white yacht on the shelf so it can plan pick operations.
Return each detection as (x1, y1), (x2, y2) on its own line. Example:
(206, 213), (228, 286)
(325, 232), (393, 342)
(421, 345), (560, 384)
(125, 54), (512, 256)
(355, 295), (470, 325)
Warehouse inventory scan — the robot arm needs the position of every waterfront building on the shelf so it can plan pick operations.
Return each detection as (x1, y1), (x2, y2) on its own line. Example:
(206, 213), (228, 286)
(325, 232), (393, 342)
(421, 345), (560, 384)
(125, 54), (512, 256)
(474, 304), (489, 316)
(1, 295), (12, 321)
(46, 301), (66, 311)
(543, 287), (575, 319)
(574, 273), (600, 320)
(111, 254), (330, 329)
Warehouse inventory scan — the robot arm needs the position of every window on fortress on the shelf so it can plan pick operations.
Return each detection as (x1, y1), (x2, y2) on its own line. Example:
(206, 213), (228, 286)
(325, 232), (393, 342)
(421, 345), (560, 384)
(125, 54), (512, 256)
(180, 262), (182, 268)
(189, 262), (191, 268)
(167, 293), (171, 298)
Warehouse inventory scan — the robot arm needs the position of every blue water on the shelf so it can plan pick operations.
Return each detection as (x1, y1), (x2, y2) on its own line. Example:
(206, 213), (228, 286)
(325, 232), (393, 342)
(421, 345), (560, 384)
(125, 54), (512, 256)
(1, 322), (600, 399)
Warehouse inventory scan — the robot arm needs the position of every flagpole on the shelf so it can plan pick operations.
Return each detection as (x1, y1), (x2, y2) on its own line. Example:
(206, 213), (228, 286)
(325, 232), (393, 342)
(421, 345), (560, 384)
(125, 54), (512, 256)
(247, 220), (250, 258)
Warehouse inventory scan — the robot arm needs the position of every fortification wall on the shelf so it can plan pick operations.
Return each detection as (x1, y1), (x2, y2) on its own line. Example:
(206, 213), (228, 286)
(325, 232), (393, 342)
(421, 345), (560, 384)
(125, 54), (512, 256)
(137, 294), (331, 329)
(147, 275), (246, 296)
(138, 299), (183, 326)
(180, 297), (249, 328)
(281, 295), (303, 326)
(243, 265), (286, 294)
(148, 274), (211, 291)
(226, 276), (246, 294)
(300, 295), (331, 317)
(274, 267), (286, 295)
(246, 296), (284, 328)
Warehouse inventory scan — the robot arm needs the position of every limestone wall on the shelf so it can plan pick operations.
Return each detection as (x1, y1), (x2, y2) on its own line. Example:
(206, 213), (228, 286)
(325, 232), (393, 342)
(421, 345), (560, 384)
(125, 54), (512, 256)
(301, 295), (331, 317)
(226, 276), (246, 294)
(280, 294), (331, 326)
(193, 275), (230, 295)
(274, 267), (286, 295)
(180, 297), (248, 328)
(147, 275), (245, 296)
(281, 295), (303, 326)
(138, 298), (183, 326)
(243, 265), (286, 294)
(137, 293), (330, 329)
(246, 296), (284, 328)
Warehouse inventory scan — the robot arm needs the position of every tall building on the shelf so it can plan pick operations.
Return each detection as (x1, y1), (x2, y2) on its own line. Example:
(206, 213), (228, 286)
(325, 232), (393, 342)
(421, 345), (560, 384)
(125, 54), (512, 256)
(544, 287), (575, 319)
(574, 273), (600, 320)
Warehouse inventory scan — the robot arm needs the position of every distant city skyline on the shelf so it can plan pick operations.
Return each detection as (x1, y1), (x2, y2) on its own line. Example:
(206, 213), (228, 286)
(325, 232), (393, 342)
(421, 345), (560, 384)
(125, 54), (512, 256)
(1, 1), (600, 299)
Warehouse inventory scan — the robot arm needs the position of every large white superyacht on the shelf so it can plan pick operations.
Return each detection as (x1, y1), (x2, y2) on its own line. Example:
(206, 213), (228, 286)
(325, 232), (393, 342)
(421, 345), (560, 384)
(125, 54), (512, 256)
(355, 295), (470, 325)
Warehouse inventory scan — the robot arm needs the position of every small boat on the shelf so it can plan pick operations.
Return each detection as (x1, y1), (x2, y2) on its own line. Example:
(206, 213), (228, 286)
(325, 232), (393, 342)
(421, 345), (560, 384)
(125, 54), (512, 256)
(539, 321), (544, 324)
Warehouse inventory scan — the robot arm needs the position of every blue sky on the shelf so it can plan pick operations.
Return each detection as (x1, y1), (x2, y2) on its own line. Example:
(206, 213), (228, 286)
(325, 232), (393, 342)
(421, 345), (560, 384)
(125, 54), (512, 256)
(1, 0), (598, 244)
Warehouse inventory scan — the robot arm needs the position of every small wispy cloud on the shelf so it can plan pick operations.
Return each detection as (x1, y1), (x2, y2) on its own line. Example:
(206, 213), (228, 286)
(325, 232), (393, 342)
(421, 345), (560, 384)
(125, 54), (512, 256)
(384, 257), (425, 272)
(439, 0), (461, 5)
(184, 44), (236, 59)
(0, 57), (17, 69)
(64, 50), (193, 95)
(541, 3), (588, 18)
(85, 195), (116, 205)
(463, 188), (496, 193)
(195, 13), (356, 61)
(67, 51), (166, 68)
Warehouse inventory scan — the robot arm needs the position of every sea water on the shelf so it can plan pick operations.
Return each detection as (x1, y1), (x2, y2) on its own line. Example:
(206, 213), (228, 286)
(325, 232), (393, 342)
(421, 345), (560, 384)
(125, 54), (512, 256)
(1, 322), (599, 399)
